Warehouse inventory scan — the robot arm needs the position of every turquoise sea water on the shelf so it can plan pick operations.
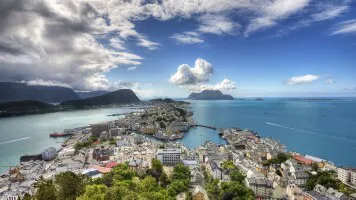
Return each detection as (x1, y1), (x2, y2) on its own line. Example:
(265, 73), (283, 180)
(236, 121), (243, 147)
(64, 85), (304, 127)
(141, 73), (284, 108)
(0, 99), (355, 171)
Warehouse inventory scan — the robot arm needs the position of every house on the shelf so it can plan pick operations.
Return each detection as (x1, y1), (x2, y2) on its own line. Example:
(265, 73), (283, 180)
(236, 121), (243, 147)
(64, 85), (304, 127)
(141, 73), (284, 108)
(128, 157), (143, 171)
(208, 161), (223, 180)
(192, 185), (207, 200)
(246, 178), (273, 198)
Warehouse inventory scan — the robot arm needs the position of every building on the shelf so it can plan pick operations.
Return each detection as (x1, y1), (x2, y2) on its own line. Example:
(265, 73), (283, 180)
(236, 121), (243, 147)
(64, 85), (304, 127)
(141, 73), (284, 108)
(91, 123), (109, 137)
(156, 148), (181, 165)
(246, 178), (273, 198)
(192, 185), (207, 200)
(338, 167), (356, 185)
(41, 147), (57, 161)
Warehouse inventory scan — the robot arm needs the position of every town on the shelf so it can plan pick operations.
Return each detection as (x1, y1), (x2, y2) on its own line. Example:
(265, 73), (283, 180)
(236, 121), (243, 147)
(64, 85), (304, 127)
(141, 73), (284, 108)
(1, 101), (355, 200)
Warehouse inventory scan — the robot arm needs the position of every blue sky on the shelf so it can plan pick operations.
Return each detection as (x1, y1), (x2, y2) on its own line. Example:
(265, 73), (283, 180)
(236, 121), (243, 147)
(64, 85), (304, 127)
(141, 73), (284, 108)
(0, 0), (356, 98)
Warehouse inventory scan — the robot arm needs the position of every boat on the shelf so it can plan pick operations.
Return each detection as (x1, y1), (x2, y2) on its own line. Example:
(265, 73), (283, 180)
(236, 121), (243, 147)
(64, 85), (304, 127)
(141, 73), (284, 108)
(49, 132), (73, 137)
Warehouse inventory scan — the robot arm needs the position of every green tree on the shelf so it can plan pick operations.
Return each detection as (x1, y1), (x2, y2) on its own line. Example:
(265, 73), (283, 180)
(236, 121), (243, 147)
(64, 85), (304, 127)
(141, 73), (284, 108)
(168, 180), (188, 197)
(159, 172), (170, 187)
(229, 170), (245, 183)
(112, 163), (136, 181)
(206, 179), (220, 200)
(140, 176), (160, 192)
(77, 184), (108, 200)
(55, 171), (86, 200)
(34, 178), (57, 200)
(152, 158), (163, 173)
(221, 160), (236, 170)
(220, 181), (255, 200)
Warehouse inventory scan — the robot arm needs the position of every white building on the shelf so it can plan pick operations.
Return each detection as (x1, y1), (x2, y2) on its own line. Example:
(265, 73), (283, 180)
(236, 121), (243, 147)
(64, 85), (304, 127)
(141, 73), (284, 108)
(246, 178), (273, 198)
(156, 148), (181, 165)
(338, 167), (356, 185)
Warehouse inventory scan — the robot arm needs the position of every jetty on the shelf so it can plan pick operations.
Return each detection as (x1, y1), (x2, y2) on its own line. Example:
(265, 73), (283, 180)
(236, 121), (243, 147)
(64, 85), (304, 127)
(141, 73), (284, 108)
(191, 124), (217, 130)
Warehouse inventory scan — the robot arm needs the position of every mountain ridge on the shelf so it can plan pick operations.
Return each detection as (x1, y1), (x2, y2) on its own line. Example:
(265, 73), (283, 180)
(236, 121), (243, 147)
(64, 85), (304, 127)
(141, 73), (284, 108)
(0, 82), (80, 103)
(188, 90), (234, 100)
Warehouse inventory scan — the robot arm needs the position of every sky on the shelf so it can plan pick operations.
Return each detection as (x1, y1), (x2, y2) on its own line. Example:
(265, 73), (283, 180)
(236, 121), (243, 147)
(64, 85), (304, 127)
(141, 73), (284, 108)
(0, 0), (356, 98)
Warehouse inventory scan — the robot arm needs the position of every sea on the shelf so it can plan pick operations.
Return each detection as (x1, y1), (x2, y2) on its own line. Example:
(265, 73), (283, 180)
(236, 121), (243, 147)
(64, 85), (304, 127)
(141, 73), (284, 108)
(0, 98), (355, 172)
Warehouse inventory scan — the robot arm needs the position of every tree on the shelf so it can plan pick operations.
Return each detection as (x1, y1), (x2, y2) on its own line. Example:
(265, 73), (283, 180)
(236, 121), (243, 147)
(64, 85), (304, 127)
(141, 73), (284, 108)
(230, 170), (245, 183)
(55, 171), (86, 200)
(311, 163), (319, 171)
(152, 158), (163, 173)
(140, 176), (160, 192)
(168, 180), (188, 197)
(34, 178), (57, 200)
(220, 181), (255, 200)
(77, 184), (107, 200)
(171, 163), (190, 182)
(159, 172), (170, 187)
(221, 160), (236, 170)
(206, 179), (220, 200)
(112, 163), (136, 181)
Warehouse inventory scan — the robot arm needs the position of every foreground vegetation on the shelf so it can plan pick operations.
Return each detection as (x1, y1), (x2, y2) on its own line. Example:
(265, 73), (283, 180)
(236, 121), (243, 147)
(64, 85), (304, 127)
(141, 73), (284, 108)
(203, 161), (255, 200)
(21, 159), (191, 200)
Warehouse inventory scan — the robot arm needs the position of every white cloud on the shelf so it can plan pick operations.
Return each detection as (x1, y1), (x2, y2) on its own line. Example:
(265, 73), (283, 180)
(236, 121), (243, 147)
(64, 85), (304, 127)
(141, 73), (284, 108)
(287, 74), (319, 85)
(325, 79), (335, 84)
(185, 79), (236, 92)
(170, 58), (236, 92)
(127, 66), (138, 71)
(312, 5), (348, 21)
(136, 35), (160, 50)
(170, 32), (204, 44)
(24, 79), (72, 88)
(330, 20), (356, 35)
(170, 58), (213, 85)
(110, 37), (125, 50)
(198, 15), (240, 35)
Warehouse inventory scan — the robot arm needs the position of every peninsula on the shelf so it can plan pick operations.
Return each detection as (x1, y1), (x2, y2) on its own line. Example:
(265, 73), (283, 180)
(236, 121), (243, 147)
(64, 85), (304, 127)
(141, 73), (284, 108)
(188, 90), (234, 100)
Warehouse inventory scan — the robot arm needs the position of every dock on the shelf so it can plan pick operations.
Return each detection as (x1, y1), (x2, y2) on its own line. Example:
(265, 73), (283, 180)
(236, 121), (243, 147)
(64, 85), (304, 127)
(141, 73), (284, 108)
(190, 124), (217, 130)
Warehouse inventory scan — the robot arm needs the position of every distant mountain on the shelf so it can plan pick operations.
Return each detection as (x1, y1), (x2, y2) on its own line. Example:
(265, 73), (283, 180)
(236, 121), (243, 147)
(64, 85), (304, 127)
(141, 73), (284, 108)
(76, 90), (108, 99)
(0, 100), (58, 117)
(61, 89), (140, 109)
(149, 98), (190, 104)
(0, 82), (80, 103)
(149, 98), (176, 103)
(188, 90), (234, 100)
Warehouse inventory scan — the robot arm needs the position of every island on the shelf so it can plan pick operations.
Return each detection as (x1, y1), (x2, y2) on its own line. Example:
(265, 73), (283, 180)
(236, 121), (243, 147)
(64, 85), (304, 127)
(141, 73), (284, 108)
(188, 90), (234, 100)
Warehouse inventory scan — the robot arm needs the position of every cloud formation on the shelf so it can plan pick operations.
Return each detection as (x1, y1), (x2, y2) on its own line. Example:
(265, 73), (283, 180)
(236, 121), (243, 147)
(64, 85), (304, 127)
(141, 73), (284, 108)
(170, 58), (236, 92)
(287, 74), (319, 85)
(170, 32), (204, 44)
(170, 58), (213, 85)
(331, 20), (356, 35)
(0, 0), (352, 92)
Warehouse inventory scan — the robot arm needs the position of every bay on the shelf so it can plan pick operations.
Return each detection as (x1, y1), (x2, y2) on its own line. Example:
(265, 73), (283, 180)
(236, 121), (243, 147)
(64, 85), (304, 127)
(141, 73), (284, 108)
(0, 98), (355, 172)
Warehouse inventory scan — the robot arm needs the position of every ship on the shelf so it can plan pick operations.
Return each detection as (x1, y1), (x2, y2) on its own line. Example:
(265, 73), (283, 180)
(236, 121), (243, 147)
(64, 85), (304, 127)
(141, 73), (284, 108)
(49, 132), (73, 137)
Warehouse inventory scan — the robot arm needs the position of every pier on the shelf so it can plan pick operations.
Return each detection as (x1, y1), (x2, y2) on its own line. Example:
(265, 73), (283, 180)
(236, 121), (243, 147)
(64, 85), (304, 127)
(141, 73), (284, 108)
(191, 124), (217, 130)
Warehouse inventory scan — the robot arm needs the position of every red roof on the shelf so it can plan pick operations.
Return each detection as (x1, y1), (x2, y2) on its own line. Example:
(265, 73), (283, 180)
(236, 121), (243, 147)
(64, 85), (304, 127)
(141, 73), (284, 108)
(294, 155), (314, 165)
(105, 162), (118, 168)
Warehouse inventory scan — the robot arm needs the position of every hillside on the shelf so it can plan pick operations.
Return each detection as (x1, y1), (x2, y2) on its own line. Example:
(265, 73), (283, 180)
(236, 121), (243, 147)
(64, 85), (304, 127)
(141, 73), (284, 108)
(0, 100), (58, 117)
(0, 82), (80, 103)
(76, 90), (108, 99)
(188, 90), (234, 100)
(61, 89), (140, 109)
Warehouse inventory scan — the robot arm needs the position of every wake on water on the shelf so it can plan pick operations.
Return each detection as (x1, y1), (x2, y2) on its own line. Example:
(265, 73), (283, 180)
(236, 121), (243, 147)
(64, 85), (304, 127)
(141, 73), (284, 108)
(0, 137), (31, 145)
(265, 122), (356, 143)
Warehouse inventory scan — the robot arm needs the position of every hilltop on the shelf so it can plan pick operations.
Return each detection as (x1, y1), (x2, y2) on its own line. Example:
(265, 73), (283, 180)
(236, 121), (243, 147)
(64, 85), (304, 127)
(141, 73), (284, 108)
(0, 82), (80, 103)
(188, 90), (234, 100)
(61, 89), (140, 109)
